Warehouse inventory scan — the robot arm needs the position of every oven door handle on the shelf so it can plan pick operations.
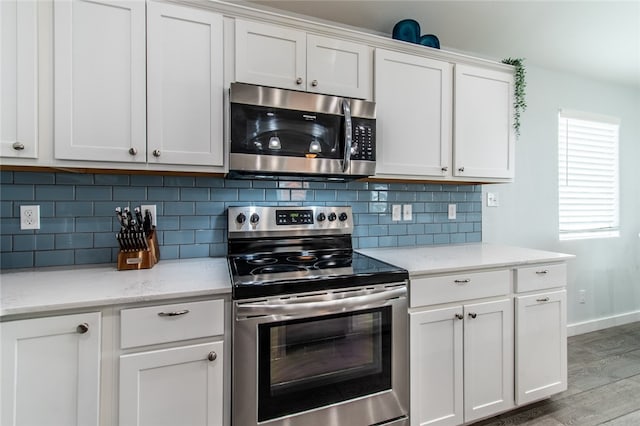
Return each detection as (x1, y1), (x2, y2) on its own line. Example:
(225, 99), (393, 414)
(236, 286), (406, 317)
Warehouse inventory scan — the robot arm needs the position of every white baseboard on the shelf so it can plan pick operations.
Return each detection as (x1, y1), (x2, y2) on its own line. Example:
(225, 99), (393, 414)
(567, 310), (640, 336)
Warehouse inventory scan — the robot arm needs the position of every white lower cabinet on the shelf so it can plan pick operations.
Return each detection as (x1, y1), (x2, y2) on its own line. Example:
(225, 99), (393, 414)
(118, 299), (226, 426)
(0, 312), (102, 426)
(119, 341), (224, 426)
(515, 289), (567, 405)
(409, 298), (513, 426)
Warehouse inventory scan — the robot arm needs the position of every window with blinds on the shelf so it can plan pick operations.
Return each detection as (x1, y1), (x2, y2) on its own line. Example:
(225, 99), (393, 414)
(558, 110), (620, 240)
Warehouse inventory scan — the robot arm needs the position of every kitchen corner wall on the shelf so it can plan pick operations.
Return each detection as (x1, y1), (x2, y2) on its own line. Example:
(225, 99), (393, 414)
(0, 171), (481, 269)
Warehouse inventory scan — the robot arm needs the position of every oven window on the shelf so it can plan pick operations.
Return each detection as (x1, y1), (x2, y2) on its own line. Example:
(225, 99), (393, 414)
(257, 306), (392, 422)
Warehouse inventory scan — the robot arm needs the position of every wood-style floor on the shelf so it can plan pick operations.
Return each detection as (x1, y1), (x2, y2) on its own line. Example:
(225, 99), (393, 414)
(473, 321), (640, 426)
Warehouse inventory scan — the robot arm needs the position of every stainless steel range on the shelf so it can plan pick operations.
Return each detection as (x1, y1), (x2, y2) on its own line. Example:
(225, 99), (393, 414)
(228, 206), (409, 426)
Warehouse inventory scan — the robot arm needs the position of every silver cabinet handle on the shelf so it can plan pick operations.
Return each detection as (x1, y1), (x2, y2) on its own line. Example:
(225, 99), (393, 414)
(536, 297), (550, 302)
(536, 270), (549, 275)
(158, 309), (190, 317)
(455, 313), (463, 320)
(311, 80), (318, 87)
(468, 312), (477, 319)
(12, 142), (25, 150)
(77, 323), (89, 334)
(152, 149), (161, 157)
(207, 351), (217, 362)
(296, 77), (303, 85)
(441, 166), (448, 172)
(454, 279), (471, 284)
(128, 147), (137, 155)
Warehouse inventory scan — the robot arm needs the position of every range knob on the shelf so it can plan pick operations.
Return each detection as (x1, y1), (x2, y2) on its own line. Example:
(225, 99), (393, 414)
(236, 213), (246, 224)
(317, 212), (326, 222)
(339, 212), (348, 221)
(250, 213), (260, 224)
(328, 212), (337, 222)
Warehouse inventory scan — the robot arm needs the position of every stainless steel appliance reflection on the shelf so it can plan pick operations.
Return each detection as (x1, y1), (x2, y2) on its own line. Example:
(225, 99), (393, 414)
(228, 206), (409, 426)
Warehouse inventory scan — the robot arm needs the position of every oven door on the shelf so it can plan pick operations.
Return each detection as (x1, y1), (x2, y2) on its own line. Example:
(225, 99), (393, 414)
(233, 284), (408, 426)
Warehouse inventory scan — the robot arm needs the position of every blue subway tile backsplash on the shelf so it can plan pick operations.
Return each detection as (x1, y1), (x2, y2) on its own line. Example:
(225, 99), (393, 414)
(0, 171), (482, 269)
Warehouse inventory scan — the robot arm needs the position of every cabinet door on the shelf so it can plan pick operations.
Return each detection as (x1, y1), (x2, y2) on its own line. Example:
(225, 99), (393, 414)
(410, 305), (463, 426)
(0, 0), (38, 158)
(453, 64), (514, 179)
(54, 0), (146, 162)
(147, 2), (224, 167)
(235, 19), (306, 91)
(375, 49), (452, 178)
(119, 341), (224, 426)
(515, 289), (567, 405)
(307, 34), (372, 99)
(463, 298), (514, 422)
(0, 312), (101, 426)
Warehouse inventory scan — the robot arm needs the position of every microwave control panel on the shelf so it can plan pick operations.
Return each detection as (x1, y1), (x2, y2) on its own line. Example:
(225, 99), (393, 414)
(351, 121), (375, 161)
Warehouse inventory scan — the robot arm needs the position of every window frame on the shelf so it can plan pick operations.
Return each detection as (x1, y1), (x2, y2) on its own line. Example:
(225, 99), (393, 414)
(558, 109), (620, 241)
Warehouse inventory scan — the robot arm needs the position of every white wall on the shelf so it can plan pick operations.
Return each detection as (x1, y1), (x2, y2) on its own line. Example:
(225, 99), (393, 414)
(482, 65), (640, 333)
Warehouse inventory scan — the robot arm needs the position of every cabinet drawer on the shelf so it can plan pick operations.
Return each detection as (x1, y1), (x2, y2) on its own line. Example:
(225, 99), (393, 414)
(120, 299), (224, 349)
(410, 269), (510, 308)
(515, 263), (566, 293)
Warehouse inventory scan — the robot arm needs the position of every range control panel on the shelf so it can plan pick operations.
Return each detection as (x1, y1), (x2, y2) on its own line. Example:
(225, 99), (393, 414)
(228, 206), (353, 237)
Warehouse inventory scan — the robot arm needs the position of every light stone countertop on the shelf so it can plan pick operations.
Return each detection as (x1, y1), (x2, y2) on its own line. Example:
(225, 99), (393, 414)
(0, 257), (231, 317)
(358, 243), (575, 276)
(1, 244), (575, 318)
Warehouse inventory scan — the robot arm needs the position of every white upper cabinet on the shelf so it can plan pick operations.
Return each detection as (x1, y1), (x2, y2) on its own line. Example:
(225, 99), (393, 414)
(235, 20), (305, 91)
(454, 64), (515, 179)
(375, 50), (514, 182)
(375, 49), (452, 177)
(147, 2), (224, 167)
(0, 0), (38, 159)
(306, 34), (372, 99)
(54, 0), (146, 163)
(235, 19), (373, 99)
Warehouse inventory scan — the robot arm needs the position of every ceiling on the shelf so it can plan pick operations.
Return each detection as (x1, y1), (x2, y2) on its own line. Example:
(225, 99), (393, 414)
(244, 0), (640, 89)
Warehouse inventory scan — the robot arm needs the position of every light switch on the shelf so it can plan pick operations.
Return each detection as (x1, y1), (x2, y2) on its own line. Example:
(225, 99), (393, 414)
(403, 204), (412, 221)
(448, 204), (456, 220)
(487, 192), (499, 207)
(392, 204), (402, 221)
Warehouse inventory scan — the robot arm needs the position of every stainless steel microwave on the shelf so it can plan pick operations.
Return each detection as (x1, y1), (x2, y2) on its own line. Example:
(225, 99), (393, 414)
(229, 83), (376, 180)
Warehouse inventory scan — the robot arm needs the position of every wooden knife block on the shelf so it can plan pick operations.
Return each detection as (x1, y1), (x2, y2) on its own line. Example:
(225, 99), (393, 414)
(117, 229), (160, 271)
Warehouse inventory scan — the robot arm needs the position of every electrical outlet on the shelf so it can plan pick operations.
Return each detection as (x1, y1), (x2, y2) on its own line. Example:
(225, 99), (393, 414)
(403, 204), (412, 221)
(392, 204), (401, 221)
(141, 204), (157, 226)
(579, 289), (586, 304)
(20, 205), (40, 230)
(448, 204), (456, 220)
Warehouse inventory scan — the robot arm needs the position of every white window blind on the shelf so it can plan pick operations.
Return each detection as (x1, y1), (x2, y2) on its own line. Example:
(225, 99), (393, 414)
(558, 110), (620, 240)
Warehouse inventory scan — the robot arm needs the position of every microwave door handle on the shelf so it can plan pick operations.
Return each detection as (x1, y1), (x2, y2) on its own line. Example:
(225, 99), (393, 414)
(236, 286), (406, 317)
(342, 98), (353, 172)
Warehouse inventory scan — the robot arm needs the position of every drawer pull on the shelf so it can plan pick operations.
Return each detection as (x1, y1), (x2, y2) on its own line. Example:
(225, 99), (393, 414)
(76, 323), (89, 334)
(158, 309), (190, 317)
(468, 312), (477, 319)
(536, 297), (550, 302)
(454, 279), (471, 284)
(208, 351), (217, 362)
(455, 313), (463, 320)
(12, 142), (25, 150)
(536, 270), (549, 275)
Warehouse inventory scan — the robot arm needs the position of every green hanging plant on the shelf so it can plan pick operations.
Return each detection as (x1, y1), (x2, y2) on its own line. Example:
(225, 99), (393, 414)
(501, 57), (527, 138)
